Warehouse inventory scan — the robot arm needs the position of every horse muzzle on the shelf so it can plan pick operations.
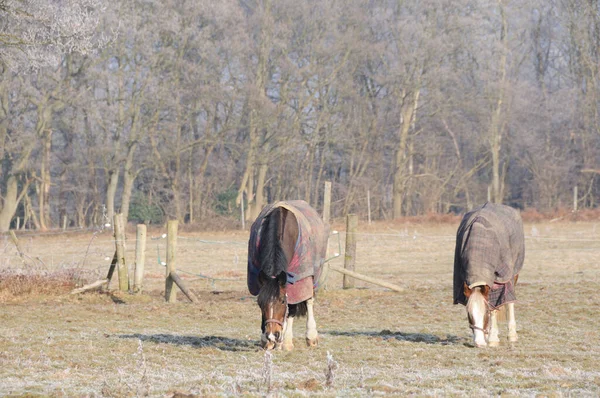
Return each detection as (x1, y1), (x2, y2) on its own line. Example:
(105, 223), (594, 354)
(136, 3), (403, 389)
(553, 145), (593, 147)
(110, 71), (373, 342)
(261, 321), (284, 350)
(261, 331), (283, 350)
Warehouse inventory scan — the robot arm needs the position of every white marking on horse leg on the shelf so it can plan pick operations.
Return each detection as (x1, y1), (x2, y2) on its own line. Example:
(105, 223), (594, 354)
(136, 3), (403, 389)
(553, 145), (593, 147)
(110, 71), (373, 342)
(472, 327), (487, 348)
(282, 316), (294, 351)
(488, 309), (500, 347)
(305, 297), (318, 347)
(507, 302), (518, 342)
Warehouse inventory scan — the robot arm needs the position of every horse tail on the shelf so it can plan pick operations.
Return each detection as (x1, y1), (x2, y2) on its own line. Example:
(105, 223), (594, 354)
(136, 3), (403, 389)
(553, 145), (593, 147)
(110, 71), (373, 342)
(258, 207), (288, 276)
(289, 301), (308, 317)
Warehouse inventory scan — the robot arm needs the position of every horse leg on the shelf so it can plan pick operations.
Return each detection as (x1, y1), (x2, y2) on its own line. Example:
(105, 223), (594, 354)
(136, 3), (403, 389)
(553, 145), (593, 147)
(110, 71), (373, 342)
(507, 302), (518, 342)
(282, 316), (294, 351)
(305, 297), (319, 347)
(488, 309), (500, 347)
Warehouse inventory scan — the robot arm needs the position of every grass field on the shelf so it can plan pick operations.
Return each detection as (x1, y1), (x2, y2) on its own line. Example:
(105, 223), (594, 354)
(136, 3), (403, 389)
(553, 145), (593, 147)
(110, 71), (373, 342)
(1, 219), (599, 397)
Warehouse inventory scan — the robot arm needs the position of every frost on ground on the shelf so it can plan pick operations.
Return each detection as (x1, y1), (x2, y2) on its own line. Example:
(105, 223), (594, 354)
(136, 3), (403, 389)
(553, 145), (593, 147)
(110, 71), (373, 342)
(0, 221), (599, 396)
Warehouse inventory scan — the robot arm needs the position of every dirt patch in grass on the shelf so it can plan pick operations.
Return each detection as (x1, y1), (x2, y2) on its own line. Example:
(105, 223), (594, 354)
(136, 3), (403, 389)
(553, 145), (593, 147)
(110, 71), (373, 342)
(1, 220), (600, 396)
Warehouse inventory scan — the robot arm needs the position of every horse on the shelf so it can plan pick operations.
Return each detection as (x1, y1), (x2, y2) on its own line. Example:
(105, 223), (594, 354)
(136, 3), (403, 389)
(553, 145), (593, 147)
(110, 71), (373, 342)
(247, 200), (329, 350)
(453, 202), (525, 348)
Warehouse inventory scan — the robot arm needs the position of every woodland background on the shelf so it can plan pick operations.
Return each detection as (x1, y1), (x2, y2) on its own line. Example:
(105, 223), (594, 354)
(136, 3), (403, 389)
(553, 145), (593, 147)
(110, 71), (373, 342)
(1, 0), (600, 231)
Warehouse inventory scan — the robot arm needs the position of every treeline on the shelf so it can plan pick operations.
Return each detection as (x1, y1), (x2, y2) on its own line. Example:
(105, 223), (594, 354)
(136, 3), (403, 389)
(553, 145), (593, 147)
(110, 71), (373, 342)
(1, 0), (599, 231)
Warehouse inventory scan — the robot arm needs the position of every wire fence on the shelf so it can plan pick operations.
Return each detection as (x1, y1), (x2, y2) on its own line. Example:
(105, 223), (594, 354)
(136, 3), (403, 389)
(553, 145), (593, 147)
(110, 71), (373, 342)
(1, 222), (599, 288)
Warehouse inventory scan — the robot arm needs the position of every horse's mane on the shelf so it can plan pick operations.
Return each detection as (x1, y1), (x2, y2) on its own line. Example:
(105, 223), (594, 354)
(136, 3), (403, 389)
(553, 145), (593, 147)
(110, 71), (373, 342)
(257, 207), (288, 277)
(466, 286), (487, 314)
(257, 207), (289, 307)
(257, 278), (281, 309)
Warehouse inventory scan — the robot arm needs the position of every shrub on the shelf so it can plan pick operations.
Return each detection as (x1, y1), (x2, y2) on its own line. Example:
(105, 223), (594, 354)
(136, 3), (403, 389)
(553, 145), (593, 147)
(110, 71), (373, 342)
(128, 192), (164, 225)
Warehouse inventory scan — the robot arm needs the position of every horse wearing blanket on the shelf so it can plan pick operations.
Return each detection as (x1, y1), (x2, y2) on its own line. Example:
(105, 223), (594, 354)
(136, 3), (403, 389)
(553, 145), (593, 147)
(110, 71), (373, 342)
(248, 200), (329, 350)
(453, 202), (525, 348)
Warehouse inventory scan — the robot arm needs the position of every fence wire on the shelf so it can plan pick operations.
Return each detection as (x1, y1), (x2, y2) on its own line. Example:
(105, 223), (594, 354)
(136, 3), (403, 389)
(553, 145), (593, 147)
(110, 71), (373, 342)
(1, 223), (599, 287)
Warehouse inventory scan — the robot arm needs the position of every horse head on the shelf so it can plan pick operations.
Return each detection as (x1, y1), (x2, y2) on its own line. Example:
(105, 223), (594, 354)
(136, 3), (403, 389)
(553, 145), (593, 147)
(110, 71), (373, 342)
(257, 270), (288, 350)
(464, 282), (490, 348)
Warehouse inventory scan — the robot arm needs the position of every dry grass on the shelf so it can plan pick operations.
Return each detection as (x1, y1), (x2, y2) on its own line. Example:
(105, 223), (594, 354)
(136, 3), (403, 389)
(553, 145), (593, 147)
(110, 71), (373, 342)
(0, 219), (599, 396)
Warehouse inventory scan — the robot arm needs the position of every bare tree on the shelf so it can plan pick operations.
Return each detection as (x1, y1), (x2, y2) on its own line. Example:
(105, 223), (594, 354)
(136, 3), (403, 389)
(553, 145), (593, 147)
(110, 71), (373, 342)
(0, 0), (110, 71)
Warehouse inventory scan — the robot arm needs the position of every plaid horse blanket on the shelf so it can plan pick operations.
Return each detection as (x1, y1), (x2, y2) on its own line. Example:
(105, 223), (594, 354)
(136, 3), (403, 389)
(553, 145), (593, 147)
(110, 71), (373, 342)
(247, 200), (330, 304)
(453, 202), (525, 309)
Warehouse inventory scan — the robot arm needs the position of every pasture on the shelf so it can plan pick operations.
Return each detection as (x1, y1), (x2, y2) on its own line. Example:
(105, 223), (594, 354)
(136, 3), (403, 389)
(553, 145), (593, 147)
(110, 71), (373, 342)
(1, 220), (599, 397)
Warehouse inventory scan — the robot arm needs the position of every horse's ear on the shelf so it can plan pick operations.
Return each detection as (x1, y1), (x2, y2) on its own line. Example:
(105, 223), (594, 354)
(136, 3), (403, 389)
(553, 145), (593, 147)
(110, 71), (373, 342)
(258, 270), (267, 287)
(481, 284), (490, 299)
(276, 271), (287, 287)
(463, 281), (472, 299)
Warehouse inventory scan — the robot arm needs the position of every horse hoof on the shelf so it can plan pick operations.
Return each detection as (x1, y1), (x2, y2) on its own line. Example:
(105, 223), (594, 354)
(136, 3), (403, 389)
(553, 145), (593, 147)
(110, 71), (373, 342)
(508, 335), (518, 343)
(282, 343), (294, 351)
(306, 337), (319, 347)
(488, 340), (500, 347)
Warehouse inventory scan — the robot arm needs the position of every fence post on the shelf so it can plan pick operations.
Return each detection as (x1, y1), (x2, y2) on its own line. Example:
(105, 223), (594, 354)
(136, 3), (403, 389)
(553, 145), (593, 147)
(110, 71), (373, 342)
(165, 220), (178, 303)
(573, 186), (578, 212)
(343, 214), (358, 289)
(113, 213), (129, 292)
(133, 224), (147, 294)
(105, 251), (118, 290)
(323, 181), (332, 224)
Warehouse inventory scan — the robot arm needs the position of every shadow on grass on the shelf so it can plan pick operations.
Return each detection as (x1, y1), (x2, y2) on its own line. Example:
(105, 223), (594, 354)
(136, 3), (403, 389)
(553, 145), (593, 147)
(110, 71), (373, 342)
(325, 329), (467, 345)
(118, 333), (259, 352)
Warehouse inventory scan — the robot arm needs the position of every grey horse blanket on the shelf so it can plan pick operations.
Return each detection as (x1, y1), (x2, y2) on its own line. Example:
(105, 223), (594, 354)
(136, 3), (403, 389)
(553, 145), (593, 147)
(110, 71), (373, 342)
(247, 200), (330, 304)
(453, 202), (525, 309)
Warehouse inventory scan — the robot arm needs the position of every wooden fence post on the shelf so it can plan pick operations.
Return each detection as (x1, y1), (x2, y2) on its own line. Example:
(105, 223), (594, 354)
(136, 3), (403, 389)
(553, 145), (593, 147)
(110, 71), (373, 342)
(113, 213), (129, 292)
(133, 224), (147, 294)
(343, 214), (357, 289)
(105, 251), (118, 290)
(320, 181), (333, 291)
(169, 271), (198, 303)
(323, 181), (332, 224)
(165, 220), (178, 303)
(573, 186), (578, 212)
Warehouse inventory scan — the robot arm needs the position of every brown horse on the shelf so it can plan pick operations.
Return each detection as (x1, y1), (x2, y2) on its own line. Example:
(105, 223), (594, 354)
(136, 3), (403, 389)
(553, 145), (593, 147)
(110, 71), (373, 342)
(453, 202), (525, 347)
(247, 200), (329, 350)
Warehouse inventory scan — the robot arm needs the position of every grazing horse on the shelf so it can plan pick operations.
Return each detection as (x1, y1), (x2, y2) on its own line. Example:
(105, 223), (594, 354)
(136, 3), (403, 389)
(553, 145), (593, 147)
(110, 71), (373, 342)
(453, 202), (525, 348)
(247, 200), (329, 350)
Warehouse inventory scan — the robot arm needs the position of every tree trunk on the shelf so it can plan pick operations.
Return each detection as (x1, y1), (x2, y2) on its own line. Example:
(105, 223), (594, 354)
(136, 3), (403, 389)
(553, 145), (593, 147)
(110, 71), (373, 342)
(38, 129), (52, 230)
(188, 156), (194, 224)
(106, 169), (119, 224)
(490, 0), (508, 204)
(0, 176), (21, 231)
(253, 161), (268, 217)
(392, 88), (420, 218)
(236, 0), (272, 221)
(119, 101), (142, 224)
(121, 168), (135, 225)
(120, 141), (140, 223)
